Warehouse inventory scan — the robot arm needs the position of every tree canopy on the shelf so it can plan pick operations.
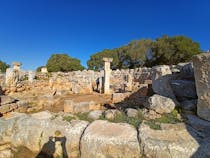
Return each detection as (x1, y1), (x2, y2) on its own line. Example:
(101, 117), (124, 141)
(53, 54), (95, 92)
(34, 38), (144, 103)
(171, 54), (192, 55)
(87, 35), (201, 70)
(0, 60), (10, 72)
(87, 39), (153, 70)
(46, 54), (84, 72)
(145, 35), (201, 66)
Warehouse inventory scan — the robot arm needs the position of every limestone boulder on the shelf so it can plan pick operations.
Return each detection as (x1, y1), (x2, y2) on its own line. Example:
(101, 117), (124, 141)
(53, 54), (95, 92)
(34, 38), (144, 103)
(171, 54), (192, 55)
(87, 110), (104, 120)
(180, 62), (194, 77)
(0, 149), (13, 158)
(152, 65), (176, 99)
(170, 80), (197, 100)
(80, 120), (141, 158)
(112, 92), (131, 103)
(144, 94), (175, 114)
(64, 100), (101, 113)
(126, 108), (138, 118)
(104, 109), (122, 120)
(0, 95), (16, 106)
(0, 111), (89, 158)
(193, 52), (210, 121)
(139, 122), (199, 158)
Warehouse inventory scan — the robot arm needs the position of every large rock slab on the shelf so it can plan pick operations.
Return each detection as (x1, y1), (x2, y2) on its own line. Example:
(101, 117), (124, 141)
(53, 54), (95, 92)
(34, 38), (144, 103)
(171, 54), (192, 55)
(193, 53), (210, 121)
(143, 94), (175, 114)
(139, 122), (199, 158)
(80, 120), (141, 158)
(64, 100), (101, 113)
(170, 80), (197, 100)
(152, 65), (176, 99)
(0, 111), (89, 158)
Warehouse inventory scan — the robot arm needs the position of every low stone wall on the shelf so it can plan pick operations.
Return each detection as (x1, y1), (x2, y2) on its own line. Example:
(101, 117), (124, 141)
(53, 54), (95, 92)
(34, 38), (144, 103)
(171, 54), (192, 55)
(0, 67), (152, 95)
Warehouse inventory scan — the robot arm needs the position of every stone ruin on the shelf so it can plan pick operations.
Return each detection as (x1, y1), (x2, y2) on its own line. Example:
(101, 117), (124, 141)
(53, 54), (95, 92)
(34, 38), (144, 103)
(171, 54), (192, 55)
(0, 55), (209, 121)
(41, 67), (48, 73)
(0, 54), (210, 157)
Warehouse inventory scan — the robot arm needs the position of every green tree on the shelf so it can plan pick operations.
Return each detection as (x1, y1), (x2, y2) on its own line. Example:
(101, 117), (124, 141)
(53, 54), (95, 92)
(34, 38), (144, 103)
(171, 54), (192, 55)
(145, 35), (201, 66)
(87, 49), (119, 70)
(117, 39), (153, 69)
(87, 39), (153, 70)
(46, 54), (84, 72)
(0, 60), (10, 72)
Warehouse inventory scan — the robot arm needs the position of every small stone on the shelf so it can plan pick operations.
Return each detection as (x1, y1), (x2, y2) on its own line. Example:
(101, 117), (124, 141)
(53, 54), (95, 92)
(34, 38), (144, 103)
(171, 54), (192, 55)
(105, 109), (121, 120)
(126, 108), (138, 118)
(88, 110), (104, 120)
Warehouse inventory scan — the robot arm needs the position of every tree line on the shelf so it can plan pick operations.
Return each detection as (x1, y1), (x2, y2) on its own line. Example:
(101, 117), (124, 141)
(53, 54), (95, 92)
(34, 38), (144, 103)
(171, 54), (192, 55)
(87, 35), (202, 70)
(0, 35), (202, 72)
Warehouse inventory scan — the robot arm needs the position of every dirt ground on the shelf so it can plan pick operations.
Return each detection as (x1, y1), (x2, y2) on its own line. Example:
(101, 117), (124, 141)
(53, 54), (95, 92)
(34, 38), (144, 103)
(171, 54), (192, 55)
(44, 93), (112, 113)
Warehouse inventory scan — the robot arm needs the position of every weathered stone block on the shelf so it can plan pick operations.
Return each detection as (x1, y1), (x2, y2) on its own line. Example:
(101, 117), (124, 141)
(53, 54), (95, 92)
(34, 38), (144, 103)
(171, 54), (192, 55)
(80, 120), (141, 158)
(152, 65), (176, 99)
(170, 80), (197, 100)
(112, 92), (131, 103)
(139, 122), (199, 158)
(63, 100), (74, 113)
(193, 53), (210, 121)
(143, 94), (175, 114)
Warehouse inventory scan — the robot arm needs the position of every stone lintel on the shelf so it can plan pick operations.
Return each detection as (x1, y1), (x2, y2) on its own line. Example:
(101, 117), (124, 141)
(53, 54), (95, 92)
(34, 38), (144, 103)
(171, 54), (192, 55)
(12, 62), (22, 66)
(103, 57), (113, 63)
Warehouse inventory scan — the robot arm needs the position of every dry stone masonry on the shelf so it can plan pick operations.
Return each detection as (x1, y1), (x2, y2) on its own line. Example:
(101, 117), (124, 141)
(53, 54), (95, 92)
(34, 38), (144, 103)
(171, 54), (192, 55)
(0, 57), (210, 158)
(193, 52), (210, 121)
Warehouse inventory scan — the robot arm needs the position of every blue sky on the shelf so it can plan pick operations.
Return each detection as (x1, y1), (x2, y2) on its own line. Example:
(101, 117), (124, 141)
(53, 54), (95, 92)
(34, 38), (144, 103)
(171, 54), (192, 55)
(0, 0), (209, 70)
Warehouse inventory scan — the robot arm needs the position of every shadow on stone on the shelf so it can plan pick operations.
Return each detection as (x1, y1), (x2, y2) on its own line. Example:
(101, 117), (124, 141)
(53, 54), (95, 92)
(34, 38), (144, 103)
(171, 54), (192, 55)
(36, 136), (68, 158)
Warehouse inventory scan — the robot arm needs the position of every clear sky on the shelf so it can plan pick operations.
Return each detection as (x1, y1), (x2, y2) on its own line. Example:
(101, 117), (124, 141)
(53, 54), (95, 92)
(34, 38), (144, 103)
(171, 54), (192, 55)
(0, 0), (209, 70)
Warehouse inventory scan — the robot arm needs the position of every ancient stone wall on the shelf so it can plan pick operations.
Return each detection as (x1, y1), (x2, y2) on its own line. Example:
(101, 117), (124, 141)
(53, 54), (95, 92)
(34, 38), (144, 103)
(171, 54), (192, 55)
(0, 67), (152, 95)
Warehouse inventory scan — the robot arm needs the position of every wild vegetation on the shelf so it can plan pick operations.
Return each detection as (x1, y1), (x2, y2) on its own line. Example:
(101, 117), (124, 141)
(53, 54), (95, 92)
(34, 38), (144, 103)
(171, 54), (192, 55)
(46, 54), (84, 72)
(87, 35), (201, 70)
(0, 60), (10, 72)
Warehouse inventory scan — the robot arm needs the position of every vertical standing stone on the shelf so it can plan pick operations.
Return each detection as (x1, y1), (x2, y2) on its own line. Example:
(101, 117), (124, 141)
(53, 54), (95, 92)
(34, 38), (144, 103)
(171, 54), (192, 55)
(28, 71), (35, 82)
(103, 58), (113, 94)
(126, 74), (133, 91)
(99, 70), (104, 94)
(193, 53), (210, 121)
(5, 68), (19, 86)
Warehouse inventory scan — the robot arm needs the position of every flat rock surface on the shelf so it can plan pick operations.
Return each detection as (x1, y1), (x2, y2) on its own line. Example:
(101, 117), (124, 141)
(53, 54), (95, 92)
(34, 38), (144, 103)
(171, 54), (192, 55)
(80, 120), (141, 158)
(0, 111), (89, 158)
(139, 122), (200, 158)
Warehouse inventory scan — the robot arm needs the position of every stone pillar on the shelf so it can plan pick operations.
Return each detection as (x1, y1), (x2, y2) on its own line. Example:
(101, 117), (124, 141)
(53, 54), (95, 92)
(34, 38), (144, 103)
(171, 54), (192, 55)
(12, 62), (21, 70)
(126, 74), (133, 91)
(28, 71), (35, 82)
(103, 58), (113, 94)
(5, 68), (19, 86)
(99, 70), (104, 94)
(193, 53), (210, 121)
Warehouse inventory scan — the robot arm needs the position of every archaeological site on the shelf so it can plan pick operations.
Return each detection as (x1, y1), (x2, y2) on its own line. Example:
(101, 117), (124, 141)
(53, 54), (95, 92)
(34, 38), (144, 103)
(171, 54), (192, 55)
(0, 52), (210, 158)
